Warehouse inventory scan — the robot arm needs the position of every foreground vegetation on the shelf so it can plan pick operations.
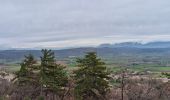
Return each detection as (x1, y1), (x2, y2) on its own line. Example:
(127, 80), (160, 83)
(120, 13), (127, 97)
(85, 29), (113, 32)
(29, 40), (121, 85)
(0, 49), (170, 100)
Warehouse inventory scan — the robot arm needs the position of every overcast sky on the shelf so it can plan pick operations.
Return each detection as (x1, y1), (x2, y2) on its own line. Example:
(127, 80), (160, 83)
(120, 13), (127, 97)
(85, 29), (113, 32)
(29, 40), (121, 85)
(0, 0), (170, 49)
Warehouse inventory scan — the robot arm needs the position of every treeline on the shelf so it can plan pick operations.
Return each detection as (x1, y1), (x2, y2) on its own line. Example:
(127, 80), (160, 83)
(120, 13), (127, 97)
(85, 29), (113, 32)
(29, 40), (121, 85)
(11, 49), (110, 100)
(0, 49), (170, 100)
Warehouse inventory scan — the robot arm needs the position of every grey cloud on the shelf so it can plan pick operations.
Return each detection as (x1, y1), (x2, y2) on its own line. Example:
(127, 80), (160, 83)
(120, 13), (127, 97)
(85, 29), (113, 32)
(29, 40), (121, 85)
(0, 0), (170, 48)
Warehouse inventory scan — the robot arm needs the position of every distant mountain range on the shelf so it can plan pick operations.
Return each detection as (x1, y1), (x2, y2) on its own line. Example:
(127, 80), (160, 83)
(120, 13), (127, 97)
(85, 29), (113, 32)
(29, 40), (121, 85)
(1, 41), (170, 64)
(99, 41), (170, 48)
(1, 41), (170, 50)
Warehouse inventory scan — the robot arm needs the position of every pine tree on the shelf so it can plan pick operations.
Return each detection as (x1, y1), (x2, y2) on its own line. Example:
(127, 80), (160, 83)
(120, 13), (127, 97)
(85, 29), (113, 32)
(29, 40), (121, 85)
(14, 54), (39, 99)
(40, 49), (68, 96)
(17, 54), (37, 85)
(74, 52), (111, 100)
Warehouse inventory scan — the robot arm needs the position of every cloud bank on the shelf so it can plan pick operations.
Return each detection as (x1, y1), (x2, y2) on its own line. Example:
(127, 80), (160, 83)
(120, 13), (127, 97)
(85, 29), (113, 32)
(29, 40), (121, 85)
(0, 0), (170, 49)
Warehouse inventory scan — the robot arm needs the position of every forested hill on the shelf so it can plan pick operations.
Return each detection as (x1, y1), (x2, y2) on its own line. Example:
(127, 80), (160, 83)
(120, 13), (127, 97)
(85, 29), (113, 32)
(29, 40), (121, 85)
(1, 47), (170, 64)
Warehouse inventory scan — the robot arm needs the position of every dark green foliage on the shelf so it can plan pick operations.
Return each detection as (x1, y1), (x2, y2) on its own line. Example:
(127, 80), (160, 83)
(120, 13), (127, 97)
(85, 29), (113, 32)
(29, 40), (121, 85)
(13, 54), (40, 99)
(17, 54), (37, 85)
(15, 50), (68, 99)
(162, 72), (170, 79)
(24, 96), (31, 100)
(74, 52), (111, 100)
(37, 96), (45, 100)
(40, 49), (68, 94)
(41, 49), (55, 66)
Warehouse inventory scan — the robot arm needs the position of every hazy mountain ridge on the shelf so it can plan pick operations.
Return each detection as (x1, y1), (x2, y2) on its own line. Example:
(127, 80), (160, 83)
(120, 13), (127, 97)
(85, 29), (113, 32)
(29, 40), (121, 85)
(99, 41), (170, 48)
(1, 41), (170, 64)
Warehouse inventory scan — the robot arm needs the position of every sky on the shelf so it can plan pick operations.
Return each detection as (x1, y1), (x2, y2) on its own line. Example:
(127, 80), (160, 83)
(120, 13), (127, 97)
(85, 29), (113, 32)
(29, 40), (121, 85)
(0, 0), (170, 49)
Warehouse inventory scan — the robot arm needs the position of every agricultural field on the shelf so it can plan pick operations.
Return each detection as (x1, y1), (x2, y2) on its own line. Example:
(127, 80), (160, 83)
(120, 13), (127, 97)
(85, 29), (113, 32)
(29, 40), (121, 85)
(3, 56), (170, 77)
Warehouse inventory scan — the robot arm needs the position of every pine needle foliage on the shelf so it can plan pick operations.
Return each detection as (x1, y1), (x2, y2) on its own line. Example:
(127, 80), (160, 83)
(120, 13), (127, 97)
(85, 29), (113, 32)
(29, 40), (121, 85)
(17, 54), (37, 85)
(40, 49), (68, 94)
(74, 52), (111, 100)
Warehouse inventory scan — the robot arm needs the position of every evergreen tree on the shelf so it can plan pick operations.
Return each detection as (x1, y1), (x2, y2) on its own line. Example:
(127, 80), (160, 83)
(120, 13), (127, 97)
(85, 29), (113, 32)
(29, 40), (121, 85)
(40, 49), (68, 96)
(14, 54), (39, 99)
(74, 52), (111, 100)
(17, 54), (37, 85)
